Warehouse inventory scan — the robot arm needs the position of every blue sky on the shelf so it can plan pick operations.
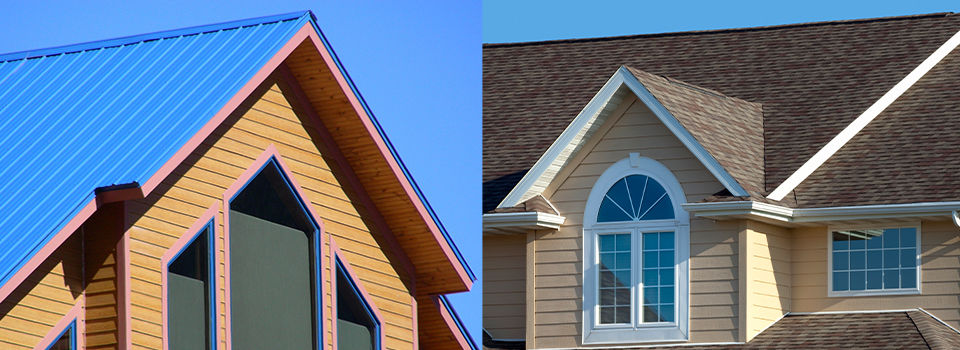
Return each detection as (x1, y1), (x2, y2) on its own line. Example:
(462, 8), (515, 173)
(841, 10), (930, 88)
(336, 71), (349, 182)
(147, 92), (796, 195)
(484, 1), (960, 43)
(0, 0), (480, 344)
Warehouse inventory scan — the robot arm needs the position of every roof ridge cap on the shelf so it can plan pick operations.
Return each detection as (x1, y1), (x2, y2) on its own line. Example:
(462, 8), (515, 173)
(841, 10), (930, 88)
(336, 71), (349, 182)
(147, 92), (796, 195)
(484, 12), (956, 48)
(0, 10), (311, 63)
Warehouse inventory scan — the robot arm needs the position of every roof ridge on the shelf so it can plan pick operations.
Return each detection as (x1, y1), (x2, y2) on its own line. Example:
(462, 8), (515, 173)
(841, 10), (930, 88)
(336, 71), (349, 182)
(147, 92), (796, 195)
(484, 12), (956, 47)
(0, 11), (312, 63)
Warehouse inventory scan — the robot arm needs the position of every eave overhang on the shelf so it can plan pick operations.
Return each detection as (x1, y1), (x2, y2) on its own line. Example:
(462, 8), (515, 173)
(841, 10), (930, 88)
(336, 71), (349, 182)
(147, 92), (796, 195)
(684, 200), (960, 227)
(482, 211), (566, 234)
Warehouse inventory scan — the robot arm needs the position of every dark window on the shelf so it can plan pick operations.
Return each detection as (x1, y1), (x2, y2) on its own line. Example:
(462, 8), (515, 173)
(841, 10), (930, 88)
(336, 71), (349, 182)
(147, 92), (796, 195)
(47, 321), (74, 350)
(336, 259), (379, 350)
(229, 160), (319, 349)
(168, 227), (213, 349)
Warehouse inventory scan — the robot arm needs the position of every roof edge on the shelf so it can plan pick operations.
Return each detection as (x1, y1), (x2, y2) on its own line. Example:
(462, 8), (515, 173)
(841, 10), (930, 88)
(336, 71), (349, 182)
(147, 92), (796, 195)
(484, 12), (955, 47)
(437, 294), (479, 350)
(684, 200), (960, 224)
(0, 11), (310, 63)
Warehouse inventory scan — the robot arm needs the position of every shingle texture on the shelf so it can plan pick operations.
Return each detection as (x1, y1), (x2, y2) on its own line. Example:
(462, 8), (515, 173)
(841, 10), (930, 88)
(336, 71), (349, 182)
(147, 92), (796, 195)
(483, 13), (960, 211)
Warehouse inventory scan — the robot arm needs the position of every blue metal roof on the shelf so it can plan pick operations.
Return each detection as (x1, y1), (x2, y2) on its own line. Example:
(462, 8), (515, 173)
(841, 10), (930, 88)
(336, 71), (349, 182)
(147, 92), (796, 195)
(0, 10), (475, 292)
(0, 11), (310, 287)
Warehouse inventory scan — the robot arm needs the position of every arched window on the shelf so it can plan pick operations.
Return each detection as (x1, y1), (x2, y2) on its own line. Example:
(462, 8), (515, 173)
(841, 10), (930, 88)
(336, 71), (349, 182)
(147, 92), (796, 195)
(582, 155), (689, 344)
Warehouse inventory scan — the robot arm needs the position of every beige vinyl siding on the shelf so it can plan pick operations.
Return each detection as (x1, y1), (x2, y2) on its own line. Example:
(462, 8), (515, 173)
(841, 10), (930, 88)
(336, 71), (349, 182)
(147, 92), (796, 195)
(0, 232), (82, 349)
(534, 97), (735, 348)
(123, 79), (415, 349)
(483, 234), (527, 340)
(742, 221), (790, 341)
(791, 220), (960, 328)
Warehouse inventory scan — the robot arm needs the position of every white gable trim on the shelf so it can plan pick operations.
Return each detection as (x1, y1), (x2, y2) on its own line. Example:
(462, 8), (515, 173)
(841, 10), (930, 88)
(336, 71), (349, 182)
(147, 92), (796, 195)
(497, 66), (748, 209)
(767, 29), (960, 201)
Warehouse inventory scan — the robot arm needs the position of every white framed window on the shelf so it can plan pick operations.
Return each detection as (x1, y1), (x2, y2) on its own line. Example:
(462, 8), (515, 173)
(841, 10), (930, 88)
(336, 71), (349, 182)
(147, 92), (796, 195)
(582, 155), (689, 345)
(828, 224), (921, 297)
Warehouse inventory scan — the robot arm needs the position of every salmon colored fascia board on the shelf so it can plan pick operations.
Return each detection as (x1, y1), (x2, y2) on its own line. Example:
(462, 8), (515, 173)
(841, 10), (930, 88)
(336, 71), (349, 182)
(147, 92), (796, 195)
(160, 203), (220, 350)
(33, 297), (84, 350)
(329, 236), (387, 350)
(435, 295), (472, 350)
(221, 143), (328, 350)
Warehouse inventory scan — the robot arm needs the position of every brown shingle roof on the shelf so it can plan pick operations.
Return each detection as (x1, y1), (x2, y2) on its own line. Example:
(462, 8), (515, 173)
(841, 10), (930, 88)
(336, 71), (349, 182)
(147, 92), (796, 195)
(483, 12), (960, 211)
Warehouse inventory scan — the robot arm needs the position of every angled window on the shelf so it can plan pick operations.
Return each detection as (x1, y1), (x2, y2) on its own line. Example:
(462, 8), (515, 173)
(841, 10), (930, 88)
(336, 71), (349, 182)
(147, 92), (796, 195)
(46, 320), (76, 350)
(166, 223), (215, 349)
(583, 156), (689, 344)
(829, 226), (920, 296)
(228, 158), (322, 349)
(335, 257), (381, 350)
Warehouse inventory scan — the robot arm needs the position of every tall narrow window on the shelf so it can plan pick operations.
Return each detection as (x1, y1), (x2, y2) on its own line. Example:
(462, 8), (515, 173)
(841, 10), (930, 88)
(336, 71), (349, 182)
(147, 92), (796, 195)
(167, 225), (214, 349)
(583, 156), (689, 344)
(336, 258), (380, 350)
(47, 320), (76, 350)
(228, 159), (322, 350)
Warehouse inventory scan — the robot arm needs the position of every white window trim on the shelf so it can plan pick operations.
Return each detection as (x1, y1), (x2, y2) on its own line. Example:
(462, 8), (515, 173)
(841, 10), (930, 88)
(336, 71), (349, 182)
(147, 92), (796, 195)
(826, 223), (922, 297)
(582, 155), (690, 345)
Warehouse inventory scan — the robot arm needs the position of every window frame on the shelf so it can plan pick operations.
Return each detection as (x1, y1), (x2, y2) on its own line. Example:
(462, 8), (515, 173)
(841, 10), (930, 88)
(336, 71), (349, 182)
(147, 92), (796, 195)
(44, 319), (76, 350)
(161, 204), (219, 350)
(582, 155), (690, 345)
(330, 237), (384, 350)
(826, 223), (922, 297)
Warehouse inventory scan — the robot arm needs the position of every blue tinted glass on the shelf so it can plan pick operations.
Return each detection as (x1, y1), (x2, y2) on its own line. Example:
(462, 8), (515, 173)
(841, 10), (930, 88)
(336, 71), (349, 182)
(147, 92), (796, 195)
(850, 251), (865, 270)
(833, 271), (849, 291)
(643, 306), (658, 323)
(900, 249), (916, 268)
(641, 195), (674, 220)
(900, 228), (917, 248)
(867, 270), (883, 289)
(884, 269), (899, 289)
(660, 232), (674, 250)
(615, 270), (630, 287)
(850, 235), (866, 250)
(626, 175), (649, 218)
(884, 250), (899, 268)
(883, 229), (899, 248)
(660, 286), (674, 304)
(833, 252), (848, 270)
(616, 234), (631, 251)
(660, 268), (674, 286)
(643, 233), (658, 251)
(600, 253), (615, 269)
(598, 197), (632, 222)
(659, 251), (673, 267)
(867, 250), (882, 269)
(600, 271), (616, 288)
(660, 304), (675, 323)
(866, 230), (883, 249)
(833, 232), (849, 251)
(644, 286), (658, 304)
(616, 252), (631, 270)
(643, 252), (658, 268)
(599, 235), (615, 252)
(850, 271), (866, 291)
(643, 268), (658, 286)
(606, 179), (633, 215)
(901, 268), (917, 289)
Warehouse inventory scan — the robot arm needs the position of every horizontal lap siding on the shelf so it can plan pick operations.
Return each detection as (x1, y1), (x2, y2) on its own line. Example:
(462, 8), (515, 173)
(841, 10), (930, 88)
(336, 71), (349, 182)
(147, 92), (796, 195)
(125, 81), (414, 349)
(536, 99), (734, 348)
(791, 221), (960, 328)
(0, 233), (81, 349)
(744, 221), (790, 340)
(483, 234), (526, 340)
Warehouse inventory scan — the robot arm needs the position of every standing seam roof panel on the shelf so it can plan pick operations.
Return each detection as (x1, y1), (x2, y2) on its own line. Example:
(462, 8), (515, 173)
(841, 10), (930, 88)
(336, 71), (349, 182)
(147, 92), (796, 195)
(0, 13), (309, 287)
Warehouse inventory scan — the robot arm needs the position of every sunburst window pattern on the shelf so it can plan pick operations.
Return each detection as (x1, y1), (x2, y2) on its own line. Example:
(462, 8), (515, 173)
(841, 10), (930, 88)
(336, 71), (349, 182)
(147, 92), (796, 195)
(598, 175), (674, 222)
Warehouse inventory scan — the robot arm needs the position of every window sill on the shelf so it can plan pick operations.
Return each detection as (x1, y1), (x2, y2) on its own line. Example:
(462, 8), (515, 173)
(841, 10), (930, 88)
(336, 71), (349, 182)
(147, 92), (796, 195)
(828, 288), (921, 298)
(582, 324), (688, 345)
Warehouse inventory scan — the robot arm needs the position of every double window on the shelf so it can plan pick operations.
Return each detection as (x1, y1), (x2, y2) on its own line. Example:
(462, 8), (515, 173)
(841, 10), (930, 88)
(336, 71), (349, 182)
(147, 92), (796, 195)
(583, 156), (689, 344)
(829, 226), (920, 296)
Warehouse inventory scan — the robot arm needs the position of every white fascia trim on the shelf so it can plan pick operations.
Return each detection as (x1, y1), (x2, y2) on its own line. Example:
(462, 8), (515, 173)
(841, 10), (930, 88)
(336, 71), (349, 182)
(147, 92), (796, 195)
(482, 212), (566, 230)
(917, 308), (960, 335)
(497, 66), (748, 208)
(952, 211), (960, 228)
(767, 29), (960, 201)
(684, 200), (960, 223)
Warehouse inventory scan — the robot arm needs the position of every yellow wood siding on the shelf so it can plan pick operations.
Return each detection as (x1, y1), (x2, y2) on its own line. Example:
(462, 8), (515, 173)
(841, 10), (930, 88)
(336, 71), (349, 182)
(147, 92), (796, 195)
(535, 96), (736, 348)
(483, 234), (526, 340)
(742, 221), (790, 341)
(790, 220), (960, 328)
(0, 231), (82, 349)
(124, 77), (415, 349)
